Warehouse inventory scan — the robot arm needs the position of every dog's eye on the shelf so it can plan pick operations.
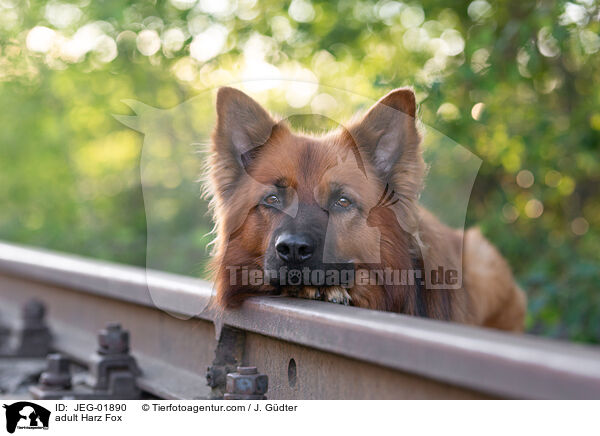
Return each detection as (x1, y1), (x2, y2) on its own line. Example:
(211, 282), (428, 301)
(335, 197), (352, 208)
(264, 194), (280, 206)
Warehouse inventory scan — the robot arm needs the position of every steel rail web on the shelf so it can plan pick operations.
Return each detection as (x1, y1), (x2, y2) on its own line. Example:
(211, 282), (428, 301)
(0, 241), (599, 399)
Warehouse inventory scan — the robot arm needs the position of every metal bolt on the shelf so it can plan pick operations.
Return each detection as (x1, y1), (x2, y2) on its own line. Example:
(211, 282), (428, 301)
(225, 366), (268, 400)
(39, 353), (71, 390)
(237, 366), (258, 375)
(98, 323), (129, 355)
(22, 299), (46, 327)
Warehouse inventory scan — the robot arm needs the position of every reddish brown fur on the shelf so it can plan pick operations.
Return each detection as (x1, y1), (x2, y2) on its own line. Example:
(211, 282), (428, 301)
(205, 87), (527, 331)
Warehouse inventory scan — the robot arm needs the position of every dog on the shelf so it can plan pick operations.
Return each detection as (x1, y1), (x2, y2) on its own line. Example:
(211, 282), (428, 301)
(205, 86), (526, 331)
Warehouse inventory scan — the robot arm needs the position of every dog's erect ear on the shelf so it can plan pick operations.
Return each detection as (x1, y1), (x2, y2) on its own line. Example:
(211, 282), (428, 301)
(212, 87), (276, 169)
(349, 88), (420, 178)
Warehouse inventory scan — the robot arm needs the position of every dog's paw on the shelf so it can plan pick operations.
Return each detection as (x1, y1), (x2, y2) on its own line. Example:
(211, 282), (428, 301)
(322, 287), (352, 306)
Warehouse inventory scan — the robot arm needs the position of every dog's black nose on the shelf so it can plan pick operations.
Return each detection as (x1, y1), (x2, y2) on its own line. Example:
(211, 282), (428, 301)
(275, 233), (314, 263)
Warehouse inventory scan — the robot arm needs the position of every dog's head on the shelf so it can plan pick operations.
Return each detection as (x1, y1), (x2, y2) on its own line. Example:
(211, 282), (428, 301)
(207, 87), (424, 306)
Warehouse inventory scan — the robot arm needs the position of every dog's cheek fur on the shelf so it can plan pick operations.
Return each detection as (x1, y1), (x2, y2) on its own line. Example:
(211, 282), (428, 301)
(210, 208), (278, 308)
(347, 206), (429, 315)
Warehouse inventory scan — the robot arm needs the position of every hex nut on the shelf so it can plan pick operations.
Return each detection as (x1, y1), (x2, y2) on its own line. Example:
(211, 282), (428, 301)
(226, 366), (268, 396)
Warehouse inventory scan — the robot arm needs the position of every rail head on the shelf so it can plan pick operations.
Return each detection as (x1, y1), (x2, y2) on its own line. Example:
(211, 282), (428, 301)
(0, 241), (599, 399)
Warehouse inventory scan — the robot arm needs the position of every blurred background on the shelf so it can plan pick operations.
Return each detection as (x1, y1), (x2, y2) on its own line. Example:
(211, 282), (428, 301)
(0, 0), (598, 342)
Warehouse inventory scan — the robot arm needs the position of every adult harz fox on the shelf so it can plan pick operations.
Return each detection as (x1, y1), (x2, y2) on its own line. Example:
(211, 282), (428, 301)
(205, 86), (526, 331)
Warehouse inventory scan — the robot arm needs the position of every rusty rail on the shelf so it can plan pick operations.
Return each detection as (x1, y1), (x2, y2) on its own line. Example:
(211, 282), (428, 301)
(0, 241), (599, 399)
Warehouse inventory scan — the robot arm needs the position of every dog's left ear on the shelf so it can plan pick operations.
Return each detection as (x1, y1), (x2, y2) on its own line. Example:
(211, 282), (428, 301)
(349, 88), (420, 178)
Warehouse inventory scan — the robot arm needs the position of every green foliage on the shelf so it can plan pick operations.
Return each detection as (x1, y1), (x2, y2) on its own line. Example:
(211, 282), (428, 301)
(0, 0), (598, 341)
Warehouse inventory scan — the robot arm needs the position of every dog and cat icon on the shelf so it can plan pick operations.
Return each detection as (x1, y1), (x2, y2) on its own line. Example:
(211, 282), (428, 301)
(3, 402), (50, 433)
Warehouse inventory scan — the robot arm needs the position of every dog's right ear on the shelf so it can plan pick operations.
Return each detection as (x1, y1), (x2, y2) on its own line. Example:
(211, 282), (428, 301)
(212, 87), (276, 170)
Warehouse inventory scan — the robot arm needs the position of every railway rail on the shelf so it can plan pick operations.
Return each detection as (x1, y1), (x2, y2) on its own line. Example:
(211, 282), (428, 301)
(0, 241), (599, 399)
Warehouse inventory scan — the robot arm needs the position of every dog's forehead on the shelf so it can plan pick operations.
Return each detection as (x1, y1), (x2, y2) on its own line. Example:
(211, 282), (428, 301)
(292, 135), (366, 184)
(249, 131), (370, 193)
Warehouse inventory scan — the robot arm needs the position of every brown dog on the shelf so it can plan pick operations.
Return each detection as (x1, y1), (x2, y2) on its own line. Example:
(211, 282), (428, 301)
(205, 86), (526, 331)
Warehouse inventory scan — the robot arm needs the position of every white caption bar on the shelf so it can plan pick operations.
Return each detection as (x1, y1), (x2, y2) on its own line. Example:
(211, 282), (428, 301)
(1, 400), (597, 436)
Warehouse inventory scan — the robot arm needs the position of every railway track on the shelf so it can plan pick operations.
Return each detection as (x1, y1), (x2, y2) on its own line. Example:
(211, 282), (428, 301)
(0, 241), (599, 399)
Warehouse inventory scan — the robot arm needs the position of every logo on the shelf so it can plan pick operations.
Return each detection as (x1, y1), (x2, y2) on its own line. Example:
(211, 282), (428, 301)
(3, 402), (50, 434)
